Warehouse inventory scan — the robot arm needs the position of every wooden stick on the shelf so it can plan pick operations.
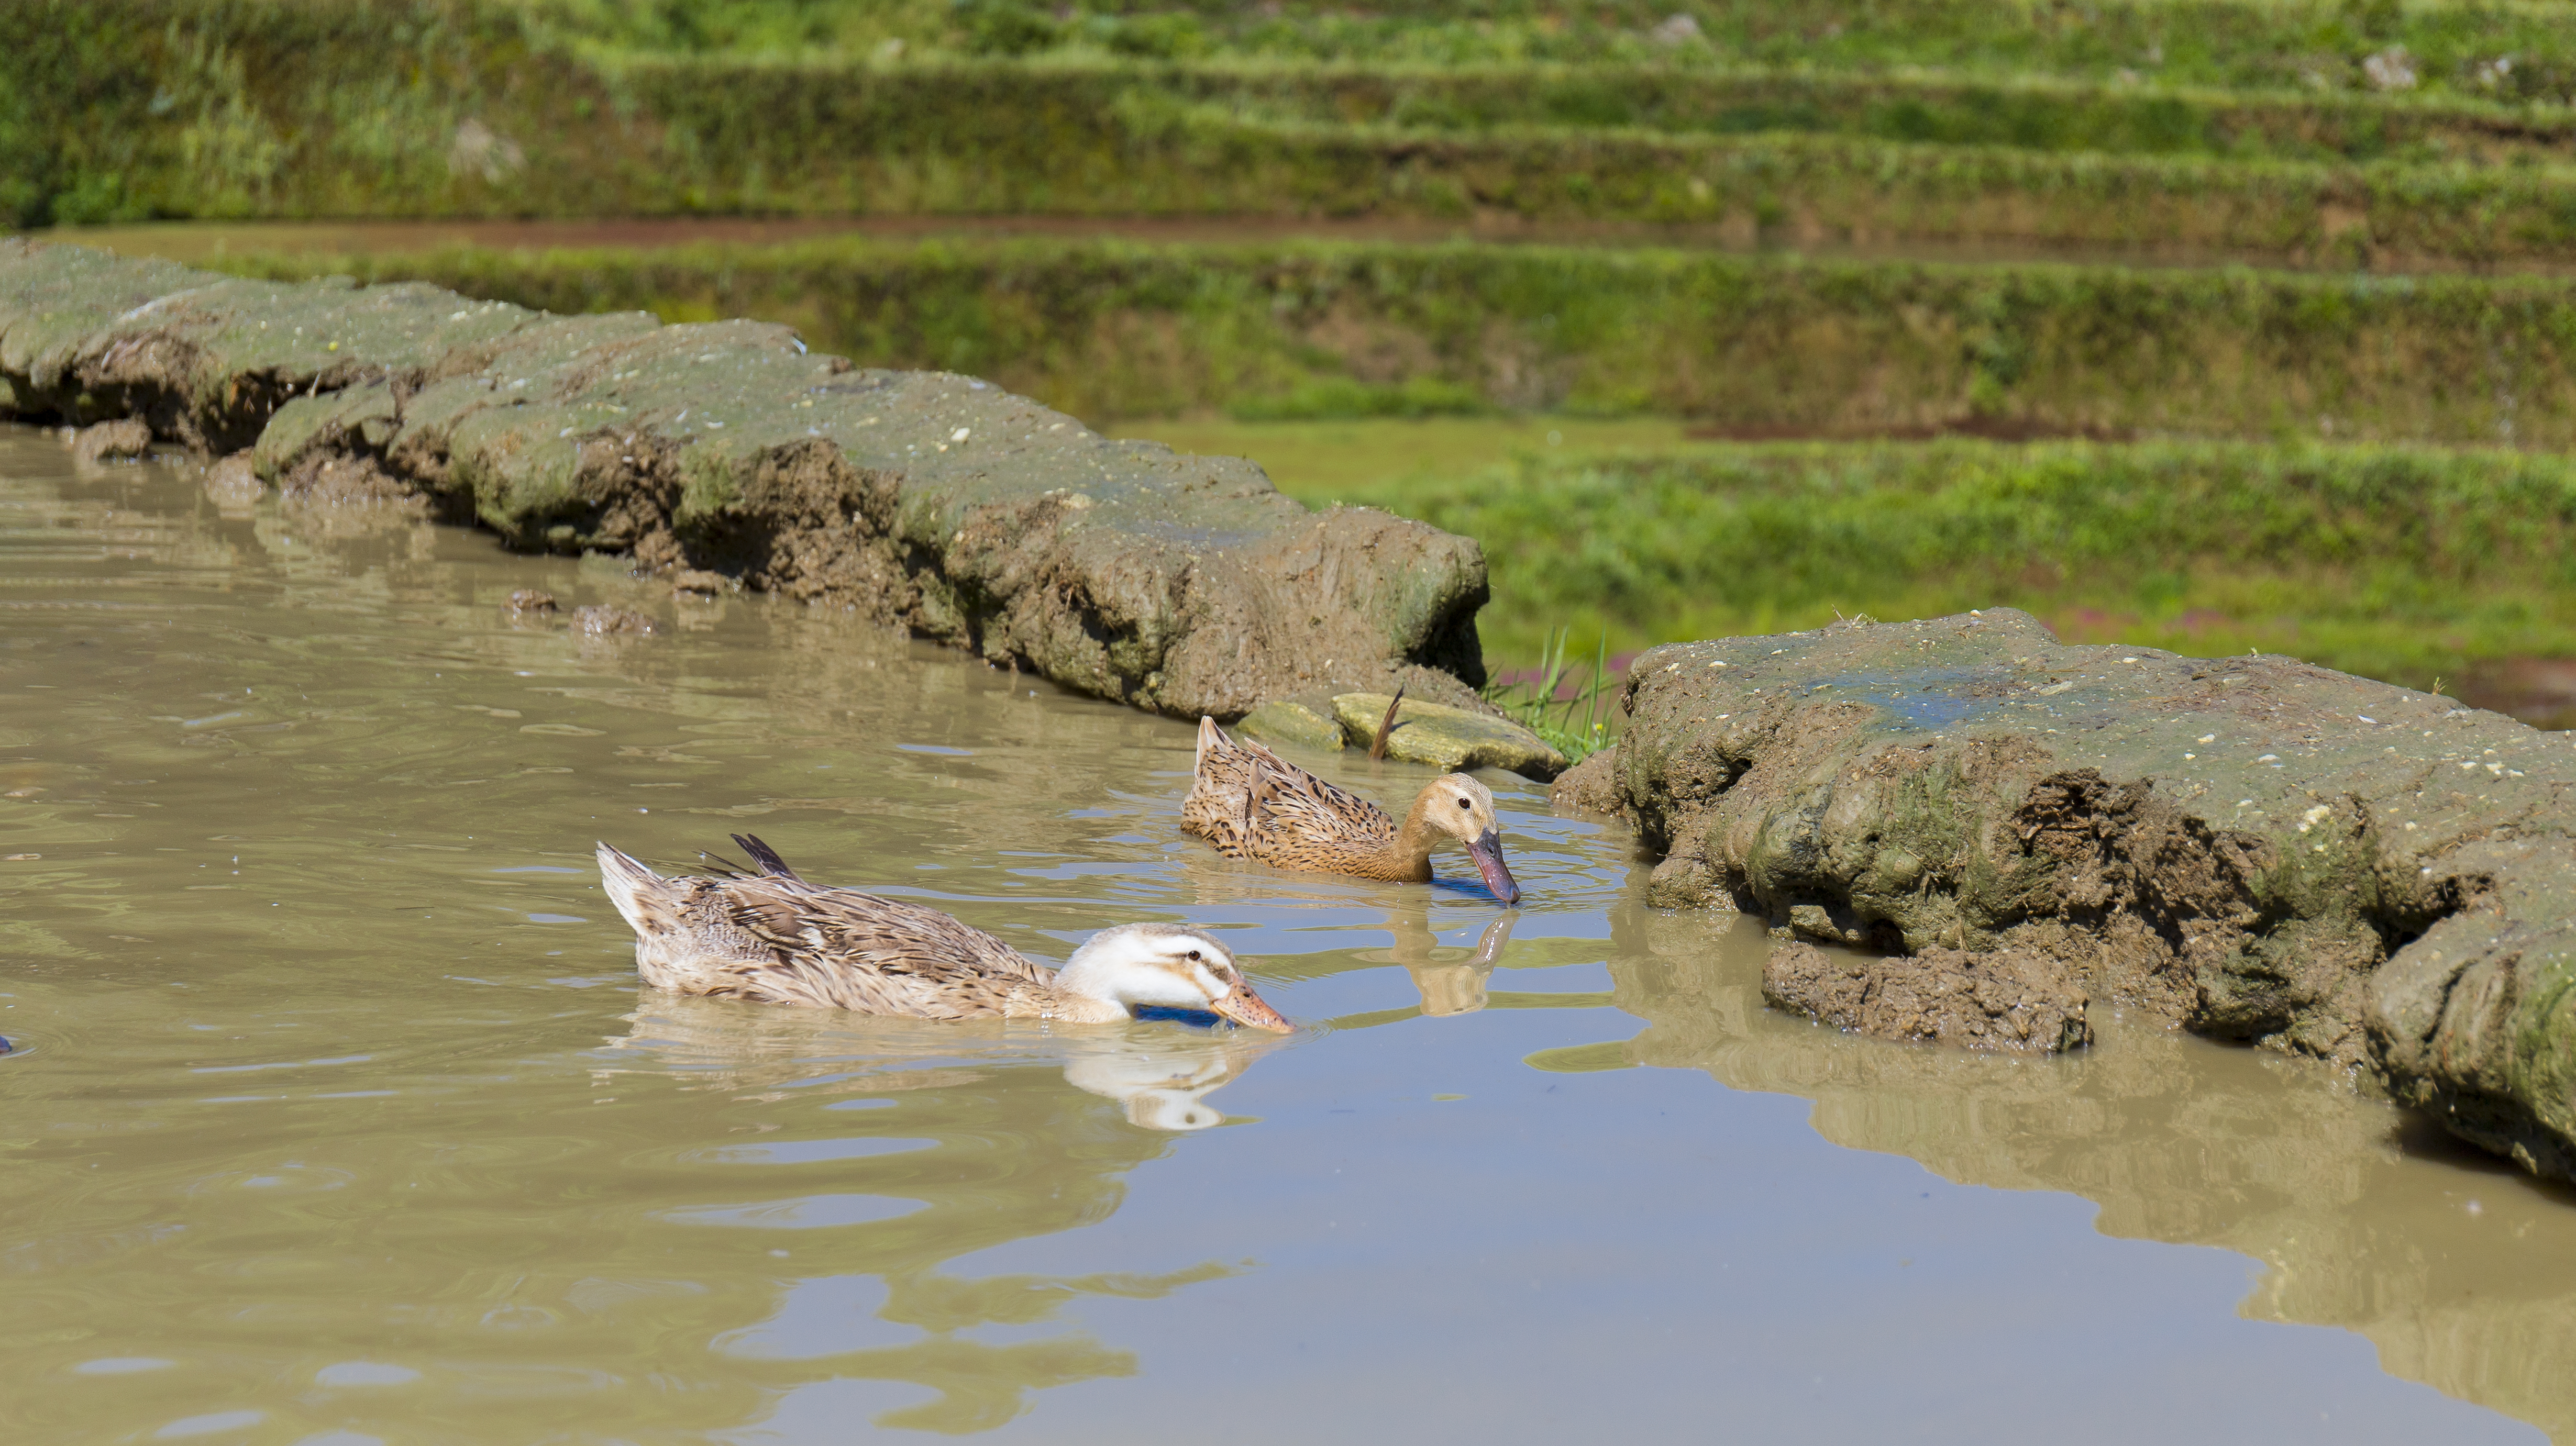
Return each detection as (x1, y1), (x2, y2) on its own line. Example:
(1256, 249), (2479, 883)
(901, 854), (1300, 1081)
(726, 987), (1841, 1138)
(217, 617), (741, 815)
(1242, 754), (1263, 840)
(1368, 685), (1406, 761)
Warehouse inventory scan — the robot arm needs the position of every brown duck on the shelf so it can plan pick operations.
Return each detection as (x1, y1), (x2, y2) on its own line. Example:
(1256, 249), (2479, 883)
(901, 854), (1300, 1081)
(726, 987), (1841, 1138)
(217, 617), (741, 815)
(597, 834), (1292, 1031)
(1181, 716), (1521, 903)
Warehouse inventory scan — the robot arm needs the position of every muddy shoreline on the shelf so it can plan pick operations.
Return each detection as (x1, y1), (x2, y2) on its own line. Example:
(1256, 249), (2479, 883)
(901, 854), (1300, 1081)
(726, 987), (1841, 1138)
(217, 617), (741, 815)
(1560, 608), (2576, 1184)
(0, 239), (1539, 740)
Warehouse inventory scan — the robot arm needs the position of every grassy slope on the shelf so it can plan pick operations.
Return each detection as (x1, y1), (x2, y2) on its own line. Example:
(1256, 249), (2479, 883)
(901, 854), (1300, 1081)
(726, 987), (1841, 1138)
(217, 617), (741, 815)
(1156, 63), (2576, 163)
(526, 0), (2576, 106)
(19, 0), (2576, 705)
(202, 236), (2576, 446)
(1148, 423), (2576, 691)
(17, 2), (2576, 266)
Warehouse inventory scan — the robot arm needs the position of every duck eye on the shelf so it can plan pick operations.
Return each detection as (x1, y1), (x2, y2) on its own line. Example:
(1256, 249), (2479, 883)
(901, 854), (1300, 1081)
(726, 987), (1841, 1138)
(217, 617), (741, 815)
(1456, 798), (1471, 809)
(1186, 949), (1201, 960)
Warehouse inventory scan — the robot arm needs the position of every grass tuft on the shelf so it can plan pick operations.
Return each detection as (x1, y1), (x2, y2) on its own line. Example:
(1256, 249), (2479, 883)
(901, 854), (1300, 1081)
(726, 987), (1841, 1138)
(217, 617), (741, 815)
(1483, 627), (1618, 764)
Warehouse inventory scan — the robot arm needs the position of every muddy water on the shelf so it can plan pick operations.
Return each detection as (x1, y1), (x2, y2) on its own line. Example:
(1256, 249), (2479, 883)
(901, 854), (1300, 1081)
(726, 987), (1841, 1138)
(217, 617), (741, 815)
(4, 427), (2574, 1445)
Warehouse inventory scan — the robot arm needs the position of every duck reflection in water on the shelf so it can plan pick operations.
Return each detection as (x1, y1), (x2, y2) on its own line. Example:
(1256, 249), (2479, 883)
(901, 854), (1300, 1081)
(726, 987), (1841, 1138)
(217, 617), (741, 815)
(599, 997), (1287, 1431)
(606, 989), (1285, 1121)
(1370, 901), (1519, 1017)
(1167, 846), (1523, 1018)
(1060, 1029), (1266, 1130)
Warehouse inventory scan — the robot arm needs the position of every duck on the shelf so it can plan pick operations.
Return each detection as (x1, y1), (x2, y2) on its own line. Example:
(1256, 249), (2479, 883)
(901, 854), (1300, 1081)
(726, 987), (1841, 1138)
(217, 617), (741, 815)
(596, 833), (1292, 1031)
(1181, 715), (1522, 903)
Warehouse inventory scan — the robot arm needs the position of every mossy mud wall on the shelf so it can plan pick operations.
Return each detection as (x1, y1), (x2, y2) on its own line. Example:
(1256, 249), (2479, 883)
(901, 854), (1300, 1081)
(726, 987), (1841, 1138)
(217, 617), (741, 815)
(0, 239), (1498, 724)
(216, 237), (2576, 448)
(1561, 608), (2576, 1183)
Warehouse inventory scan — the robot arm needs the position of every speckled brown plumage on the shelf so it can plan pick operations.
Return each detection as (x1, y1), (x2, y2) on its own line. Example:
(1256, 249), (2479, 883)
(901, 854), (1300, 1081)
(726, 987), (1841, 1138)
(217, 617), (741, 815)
(598, 835), (1296, 1029)
(601, 840), (1067, 1018)
(1181, 717), (1523, 902)
(1182, 717), (1420, 879)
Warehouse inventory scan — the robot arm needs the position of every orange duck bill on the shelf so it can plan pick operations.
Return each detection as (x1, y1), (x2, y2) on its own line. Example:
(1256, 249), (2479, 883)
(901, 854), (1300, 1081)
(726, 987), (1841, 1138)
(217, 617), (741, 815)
(1467, 828), (1521, 905)
(1209, 983), (1295, 1033)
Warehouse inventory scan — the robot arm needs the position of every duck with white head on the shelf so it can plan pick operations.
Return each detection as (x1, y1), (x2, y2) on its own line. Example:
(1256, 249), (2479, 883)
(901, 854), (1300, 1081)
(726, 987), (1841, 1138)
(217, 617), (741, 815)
(595, 834), (1291, 1032)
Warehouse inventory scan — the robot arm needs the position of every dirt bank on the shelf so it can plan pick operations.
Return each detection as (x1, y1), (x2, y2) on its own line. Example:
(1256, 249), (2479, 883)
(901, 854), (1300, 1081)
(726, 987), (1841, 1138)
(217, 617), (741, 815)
(0, 239), (1511, 726)
(1577, 607), (2576, 1182)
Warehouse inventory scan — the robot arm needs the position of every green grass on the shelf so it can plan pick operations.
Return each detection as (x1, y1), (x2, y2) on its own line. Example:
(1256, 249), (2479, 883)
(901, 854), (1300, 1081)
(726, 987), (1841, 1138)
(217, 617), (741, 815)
(22, 1), (2576, 261)
(1311, 435), (2576, 691)
(17, 1), (2573, 714)
(1104, 415), (1715, 490)
(194, 234), (2576, 447)
(521, 0), (2576, 108)
(1173, 63), (2576, 165)
(1481, 626), (1619, 762)
(1129, 418), (2576, 690)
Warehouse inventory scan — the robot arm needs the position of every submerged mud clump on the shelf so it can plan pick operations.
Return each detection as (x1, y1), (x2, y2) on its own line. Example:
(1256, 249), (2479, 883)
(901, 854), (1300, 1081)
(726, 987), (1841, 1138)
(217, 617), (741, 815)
(1598, 608), (2576, 1181)
(202, 453), (264, 506)
(70, 417), (151, 463)
(572, 605), (657, 635)
(0, 239), (1512, 728)
(277, 450), (425, 509)
(1764, 940), (2092, 1053)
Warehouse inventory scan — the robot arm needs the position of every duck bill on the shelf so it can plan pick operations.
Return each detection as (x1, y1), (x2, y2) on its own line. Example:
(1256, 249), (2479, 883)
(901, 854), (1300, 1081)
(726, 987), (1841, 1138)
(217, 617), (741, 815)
(1467, 828), (1521, 905)
(1210, 985), (1294, 1033)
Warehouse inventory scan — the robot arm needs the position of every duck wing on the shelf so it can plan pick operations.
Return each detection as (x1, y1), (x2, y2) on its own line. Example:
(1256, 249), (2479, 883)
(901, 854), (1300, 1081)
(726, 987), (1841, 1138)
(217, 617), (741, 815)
(686, 875), (1054, 1018)
(1181, 716), (1265, 857)
(1237, 750), (1398, 860)
(1182, 716), (1398, 862)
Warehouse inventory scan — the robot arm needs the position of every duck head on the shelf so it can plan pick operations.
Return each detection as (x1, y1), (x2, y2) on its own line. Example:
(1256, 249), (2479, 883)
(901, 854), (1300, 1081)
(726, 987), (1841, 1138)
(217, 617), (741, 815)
(1416, 774), (1521, 904)
(1054, 923), (1293, 1032)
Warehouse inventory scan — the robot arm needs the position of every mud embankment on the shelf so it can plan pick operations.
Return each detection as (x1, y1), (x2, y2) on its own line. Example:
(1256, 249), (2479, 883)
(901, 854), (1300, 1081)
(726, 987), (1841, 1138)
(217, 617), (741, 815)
(0, 240), (1531, 739)
(1557, 608), (2576, 1183)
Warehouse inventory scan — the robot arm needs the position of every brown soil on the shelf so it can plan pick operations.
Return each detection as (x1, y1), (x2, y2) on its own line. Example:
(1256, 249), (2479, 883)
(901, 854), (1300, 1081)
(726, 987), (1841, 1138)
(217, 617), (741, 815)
(1602, 607), (2576, 1180)
(1763, 940), (2093, 1053)
(1548, 750), (1624, 815)
(69, 418), (151, 463)
(0, 237), (1506, 730)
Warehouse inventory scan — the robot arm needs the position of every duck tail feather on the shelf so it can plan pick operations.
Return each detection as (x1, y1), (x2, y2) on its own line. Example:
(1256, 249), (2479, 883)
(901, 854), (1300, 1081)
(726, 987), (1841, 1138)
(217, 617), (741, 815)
(732, 833), (805, 882)
(597, 842), (675, 937)
(1195, 715), (1226, 772)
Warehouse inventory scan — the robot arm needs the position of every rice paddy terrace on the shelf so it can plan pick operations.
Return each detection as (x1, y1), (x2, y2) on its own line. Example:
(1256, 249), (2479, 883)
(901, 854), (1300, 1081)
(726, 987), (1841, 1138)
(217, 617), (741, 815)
(10, 0), (2576, 706)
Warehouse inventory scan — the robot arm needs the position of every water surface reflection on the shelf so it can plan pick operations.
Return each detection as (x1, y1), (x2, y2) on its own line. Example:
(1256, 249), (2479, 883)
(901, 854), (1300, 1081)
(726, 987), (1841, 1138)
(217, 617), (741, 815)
(1571, 905), (2576, 1442)
(0, 428), (2567, 1443)
(604, 1002), (1285, 1429)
